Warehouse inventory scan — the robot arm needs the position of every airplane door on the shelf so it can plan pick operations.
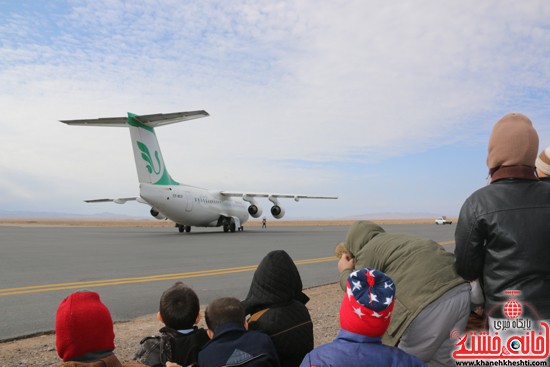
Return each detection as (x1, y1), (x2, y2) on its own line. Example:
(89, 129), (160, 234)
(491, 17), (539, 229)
(185, 192), (194, 212)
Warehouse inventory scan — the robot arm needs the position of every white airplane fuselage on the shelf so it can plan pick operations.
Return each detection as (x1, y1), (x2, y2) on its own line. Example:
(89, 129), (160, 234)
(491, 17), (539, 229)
(140, 183), (249, 227)
(60, 111), (337, 233)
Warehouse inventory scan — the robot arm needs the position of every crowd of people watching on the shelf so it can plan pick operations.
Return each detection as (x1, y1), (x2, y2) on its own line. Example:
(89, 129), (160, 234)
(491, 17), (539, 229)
(52, 112), (550, 367)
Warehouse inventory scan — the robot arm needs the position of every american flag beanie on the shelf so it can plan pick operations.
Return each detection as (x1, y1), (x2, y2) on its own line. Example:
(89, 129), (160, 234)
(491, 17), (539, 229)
(340, 267), (396, 337)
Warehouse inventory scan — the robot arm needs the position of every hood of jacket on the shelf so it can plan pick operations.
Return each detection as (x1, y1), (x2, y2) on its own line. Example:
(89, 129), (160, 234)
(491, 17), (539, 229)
(242, 250), (309, 314)
(344, 221), (385, 257)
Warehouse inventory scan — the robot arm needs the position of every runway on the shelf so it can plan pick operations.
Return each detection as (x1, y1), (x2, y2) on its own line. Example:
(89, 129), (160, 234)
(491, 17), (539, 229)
(0, 223), (456, 341)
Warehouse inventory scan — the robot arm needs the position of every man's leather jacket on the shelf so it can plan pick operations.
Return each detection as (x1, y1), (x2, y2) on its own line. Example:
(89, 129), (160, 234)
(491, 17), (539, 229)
(455, 178), (550, 319)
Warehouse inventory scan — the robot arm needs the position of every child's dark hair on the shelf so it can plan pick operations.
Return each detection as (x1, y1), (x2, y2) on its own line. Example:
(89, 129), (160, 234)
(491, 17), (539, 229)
(205, 297), (245, 332)
(159, 282), (200, 330)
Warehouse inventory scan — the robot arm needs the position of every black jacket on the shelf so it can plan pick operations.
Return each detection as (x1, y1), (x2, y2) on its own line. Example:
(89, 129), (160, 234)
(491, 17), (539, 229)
(134, 326), (209, 367)
(455, 179), (550, 318)
(198, 323), (280, 367)
(242, 250), (314, 367)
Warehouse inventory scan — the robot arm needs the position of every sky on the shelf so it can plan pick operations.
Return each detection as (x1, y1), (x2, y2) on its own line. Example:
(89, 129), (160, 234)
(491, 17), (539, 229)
(1, 0), (550, 220)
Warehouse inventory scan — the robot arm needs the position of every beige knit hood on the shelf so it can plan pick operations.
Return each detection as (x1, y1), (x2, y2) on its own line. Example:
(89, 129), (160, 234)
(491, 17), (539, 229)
(487, 112), (539, 170)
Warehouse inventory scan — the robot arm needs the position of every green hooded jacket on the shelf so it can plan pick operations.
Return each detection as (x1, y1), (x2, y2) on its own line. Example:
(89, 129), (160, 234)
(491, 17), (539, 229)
(339, 221), (466, 346)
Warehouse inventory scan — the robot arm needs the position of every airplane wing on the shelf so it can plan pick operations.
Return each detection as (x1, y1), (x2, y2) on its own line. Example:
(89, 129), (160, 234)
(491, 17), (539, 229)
(220, 192), (338, 202)
(84, 197), (147, 204)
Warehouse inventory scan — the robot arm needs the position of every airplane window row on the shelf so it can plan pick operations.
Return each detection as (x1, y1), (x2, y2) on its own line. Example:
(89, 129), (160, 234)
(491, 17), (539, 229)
(195, 198), (222, 204)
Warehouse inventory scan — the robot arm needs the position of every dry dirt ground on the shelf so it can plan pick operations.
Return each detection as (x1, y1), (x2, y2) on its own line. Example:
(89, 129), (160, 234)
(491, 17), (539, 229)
(0, 218), (454, 366)
(0, 283), (343, 367)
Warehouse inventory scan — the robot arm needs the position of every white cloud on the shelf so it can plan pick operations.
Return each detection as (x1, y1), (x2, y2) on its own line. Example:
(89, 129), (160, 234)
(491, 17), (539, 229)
(1, 0), (550, 217)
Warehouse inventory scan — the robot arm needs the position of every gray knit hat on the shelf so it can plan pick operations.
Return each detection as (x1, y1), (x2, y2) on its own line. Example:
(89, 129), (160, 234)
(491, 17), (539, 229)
(487, 113), (539, 170)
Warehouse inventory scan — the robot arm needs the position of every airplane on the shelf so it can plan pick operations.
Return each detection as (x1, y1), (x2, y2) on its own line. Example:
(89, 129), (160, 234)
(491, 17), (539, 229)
(60, 110), (338, 233)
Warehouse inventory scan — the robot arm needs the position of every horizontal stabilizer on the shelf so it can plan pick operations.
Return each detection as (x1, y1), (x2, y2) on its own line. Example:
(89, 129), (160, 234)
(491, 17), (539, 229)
(134, 111), (209, 127)
(61, 110), (209, 127)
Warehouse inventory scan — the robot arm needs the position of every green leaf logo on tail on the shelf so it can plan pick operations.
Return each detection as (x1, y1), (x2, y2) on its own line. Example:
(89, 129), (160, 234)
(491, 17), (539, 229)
(137, 141), (161, 175)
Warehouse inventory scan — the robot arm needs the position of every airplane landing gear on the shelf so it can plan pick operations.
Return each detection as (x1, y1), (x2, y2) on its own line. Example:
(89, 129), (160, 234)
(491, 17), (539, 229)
(177, 224), (192, 233)
(223, 218), (240, 233)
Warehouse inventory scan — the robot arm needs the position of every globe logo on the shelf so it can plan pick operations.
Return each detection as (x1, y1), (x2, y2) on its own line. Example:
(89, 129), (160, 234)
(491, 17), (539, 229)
(504, 299), (522, 319)
(510, 339), (521, 351)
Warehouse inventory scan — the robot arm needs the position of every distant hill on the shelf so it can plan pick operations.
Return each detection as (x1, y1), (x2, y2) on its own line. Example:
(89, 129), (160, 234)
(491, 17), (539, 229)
(342, 212), (454, 220)
(0, 210), (148, 219)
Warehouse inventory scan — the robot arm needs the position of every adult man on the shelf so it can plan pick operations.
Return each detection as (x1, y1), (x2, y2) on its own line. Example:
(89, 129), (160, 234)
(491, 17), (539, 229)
(338, 221), (469, 366)
(455, 112), (550, 321)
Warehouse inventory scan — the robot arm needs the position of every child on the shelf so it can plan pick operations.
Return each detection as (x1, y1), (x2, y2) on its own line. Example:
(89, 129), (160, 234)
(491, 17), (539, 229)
(198, 297), (280, 367)
(135, 282), (209, 367)
(55, 290), (147, 367)
(242, 250), (313, 367)
(300, 268), (426, 367)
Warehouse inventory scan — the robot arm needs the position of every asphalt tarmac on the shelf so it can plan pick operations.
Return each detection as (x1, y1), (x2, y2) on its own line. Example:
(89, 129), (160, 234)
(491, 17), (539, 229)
(0, 223), (456, 341)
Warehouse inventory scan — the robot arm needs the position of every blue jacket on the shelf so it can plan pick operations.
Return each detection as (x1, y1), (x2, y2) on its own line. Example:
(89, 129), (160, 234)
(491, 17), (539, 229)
(300, 330), (426, 367)
(198, 323), (280, 367)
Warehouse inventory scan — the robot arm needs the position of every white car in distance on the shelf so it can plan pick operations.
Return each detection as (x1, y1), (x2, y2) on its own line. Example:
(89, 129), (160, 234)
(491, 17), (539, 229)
(435, 216), (452, 225)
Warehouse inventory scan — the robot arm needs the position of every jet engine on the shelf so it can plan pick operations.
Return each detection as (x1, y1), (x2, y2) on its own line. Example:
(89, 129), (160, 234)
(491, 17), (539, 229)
(150, 208), (166, 220)
(248, 204), (263, 218)
(270, 205), (285, 219)
(242, 194), (263, 218)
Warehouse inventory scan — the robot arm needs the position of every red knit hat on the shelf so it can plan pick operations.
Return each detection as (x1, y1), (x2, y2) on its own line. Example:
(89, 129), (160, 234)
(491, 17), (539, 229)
(55, 291), (115, 361)
(340, 268), (395, 337)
